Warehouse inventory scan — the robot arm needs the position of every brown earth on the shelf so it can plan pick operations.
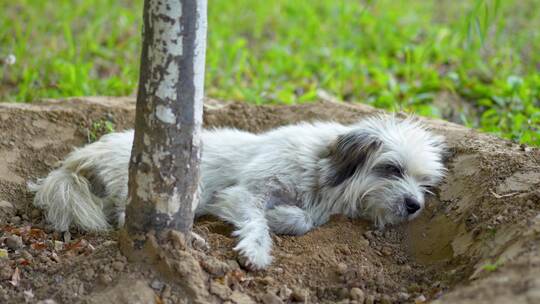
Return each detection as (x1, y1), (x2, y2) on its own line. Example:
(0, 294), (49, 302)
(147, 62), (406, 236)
(0, 97), (539, 304)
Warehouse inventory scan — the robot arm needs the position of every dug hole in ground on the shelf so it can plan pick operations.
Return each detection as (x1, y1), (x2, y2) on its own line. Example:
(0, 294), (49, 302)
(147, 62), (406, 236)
(0, 97), (539, 304)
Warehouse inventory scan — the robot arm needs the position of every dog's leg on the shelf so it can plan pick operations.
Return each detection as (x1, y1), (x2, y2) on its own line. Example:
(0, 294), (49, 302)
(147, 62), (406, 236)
(266, 205), (313, 235)
(204, 186), (272, 269)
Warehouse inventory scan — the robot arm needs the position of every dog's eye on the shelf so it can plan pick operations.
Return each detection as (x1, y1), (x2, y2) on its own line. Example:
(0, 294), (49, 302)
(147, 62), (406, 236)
(419, 176), (432, 185)
(376, 164), (403, 178)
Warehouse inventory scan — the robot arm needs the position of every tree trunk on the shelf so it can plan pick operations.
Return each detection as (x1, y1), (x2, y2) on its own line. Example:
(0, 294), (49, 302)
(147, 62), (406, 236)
(125, 0), (207, 240)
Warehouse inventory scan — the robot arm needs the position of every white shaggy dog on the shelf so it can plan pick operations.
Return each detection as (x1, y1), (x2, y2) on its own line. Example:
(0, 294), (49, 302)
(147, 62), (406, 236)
(29, 116), (446, 269)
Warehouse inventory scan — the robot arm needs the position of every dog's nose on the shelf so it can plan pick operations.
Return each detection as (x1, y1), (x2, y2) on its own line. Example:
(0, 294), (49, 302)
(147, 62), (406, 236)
(405, 197), (421, 214)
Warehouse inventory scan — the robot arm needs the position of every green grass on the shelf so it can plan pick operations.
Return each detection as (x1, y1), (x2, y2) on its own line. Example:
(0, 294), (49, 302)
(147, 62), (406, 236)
(1, 0), (539, 145)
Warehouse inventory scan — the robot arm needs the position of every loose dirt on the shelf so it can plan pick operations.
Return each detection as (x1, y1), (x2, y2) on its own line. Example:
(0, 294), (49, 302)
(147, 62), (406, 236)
(0, 97), (539, 304)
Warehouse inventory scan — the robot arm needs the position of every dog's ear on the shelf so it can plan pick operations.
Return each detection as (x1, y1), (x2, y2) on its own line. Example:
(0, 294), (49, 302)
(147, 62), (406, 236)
(324, 130), (381, 187)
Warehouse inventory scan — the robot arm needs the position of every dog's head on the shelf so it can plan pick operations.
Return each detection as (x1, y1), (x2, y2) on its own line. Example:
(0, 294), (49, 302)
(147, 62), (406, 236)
(321, 115), (446, 227)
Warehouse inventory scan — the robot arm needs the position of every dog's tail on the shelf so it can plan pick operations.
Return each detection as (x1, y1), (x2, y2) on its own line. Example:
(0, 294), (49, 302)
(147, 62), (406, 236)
(28, 166), (110, 232)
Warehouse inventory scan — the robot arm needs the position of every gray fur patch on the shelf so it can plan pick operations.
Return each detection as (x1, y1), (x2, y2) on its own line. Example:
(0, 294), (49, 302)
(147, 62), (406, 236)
(324, 130), (381, 187)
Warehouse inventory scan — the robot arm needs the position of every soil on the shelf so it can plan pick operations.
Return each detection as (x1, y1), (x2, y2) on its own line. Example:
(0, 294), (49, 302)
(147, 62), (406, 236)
(0, 97), (539, 304)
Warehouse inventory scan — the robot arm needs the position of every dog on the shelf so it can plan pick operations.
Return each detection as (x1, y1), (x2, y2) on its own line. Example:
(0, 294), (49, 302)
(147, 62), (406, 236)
(29, 115), (446, 269)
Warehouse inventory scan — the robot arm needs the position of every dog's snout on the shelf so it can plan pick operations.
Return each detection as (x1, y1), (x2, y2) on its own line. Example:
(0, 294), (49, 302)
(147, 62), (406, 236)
(405, 197), (420, 214)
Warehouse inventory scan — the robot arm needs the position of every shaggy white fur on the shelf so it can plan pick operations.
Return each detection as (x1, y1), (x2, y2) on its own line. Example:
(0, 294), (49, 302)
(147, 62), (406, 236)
(29, 116), (446, 269)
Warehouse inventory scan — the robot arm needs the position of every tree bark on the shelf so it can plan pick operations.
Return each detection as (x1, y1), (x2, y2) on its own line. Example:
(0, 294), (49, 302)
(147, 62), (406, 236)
(125, 0), (207, 240)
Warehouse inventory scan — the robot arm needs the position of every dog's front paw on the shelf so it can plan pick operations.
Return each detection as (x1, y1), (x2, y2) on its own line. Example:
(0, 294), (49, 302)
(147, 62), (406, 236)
(233, 236), (272, 270)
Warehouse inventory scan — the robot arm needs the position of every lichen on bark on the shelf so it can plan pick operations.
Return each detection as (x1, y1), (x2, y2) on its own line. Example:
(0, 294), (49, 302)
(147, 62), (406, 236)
(125, 0), (207, 237)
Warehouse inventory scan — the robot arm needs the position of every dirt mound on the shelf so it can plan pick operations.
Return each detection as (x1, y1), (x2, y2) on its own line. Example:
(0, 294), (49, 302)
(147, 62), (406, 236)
(0, 97), (539, 303)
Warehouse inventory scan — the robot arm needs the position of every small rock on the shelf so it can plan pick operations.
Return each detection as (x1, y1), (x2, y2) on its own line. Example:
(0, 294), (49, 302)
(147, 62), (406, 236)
(190, 232), (209, 251)
(274, 267), (284, 274)
(83, 268), (95, 281)
(397, 292), (410, 301)
(23, 290), (34, 302)
(381, 246), (392, 256)
(0, 249), (8, 259)
(337, 288), (349, 299)
(365, 294), (375, 304)
(261, 291), (284, 304)
(53, 241), (64, 251)
(111, 261), (125, 272)
(30, 208), (42, 219)
(0, 201), (15, 215)
(225, 259), (240, 271)
(98, 274), (113, 285)
(63, 231), (71, 243)
(291, 287), (308, 302)
(229, 291), (256, 304)
(162, 284), (172, 299)
(210, 280), (232, 300)
(201, 256), (231, 276)
(5, 235), (23, 250)
(11, 216), (21, 225)
(358, 237), (370, 247)
(337, 244), (351, 255)
(349, 288), (365, 303)
(50, 252), (61, 263)
(278, 286), (292, 299)
(0, 264), (12, 280)
(336, 262), (348, 275)
(37, 300), (57, 304)
(150, 279), (165, 291)
(380, 294), (392, 304)
(86, 279), (156, 304)
(415, 294), (427, 303)
(260, 276), (275, 285)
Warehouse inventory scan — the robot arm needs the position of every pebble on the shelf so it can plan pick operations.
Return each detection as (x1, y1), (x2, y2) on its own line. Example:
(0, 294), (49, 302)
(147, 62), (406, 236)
(415, 294), (427, 303)
(260, 276), (275, 286)
(363, 231), (374, 240)
(226, 259), (240, 271)
(11, 216), (21, 225)
(291, 287), (308, 302)
(210, 280), (232, 300)
(261, 291), (284, 304)
(380, 294), (392, 304)
(30, 208), (42, 219)
(98, 274), (113, 285)
(83, 268), (95, 281)
(349, 288), (365, 303)
(381, 246), (392, 256)
(365, 294), (375, 304)
(63, 231), (71, 243)
(5, 235), (23, 250)
(37, 300), (57, 304)
(397, 292), (410, 301)
(0, 249), (8, 259)
(53, 241), (64, 251)
(229, 291), (256, 304)
(0, 265), (12, 280)
(0, 201), (14, 214)
(358, 237), (370, 247)
(337, 244), (351, 255)
(111, 261), (125, 271)
(278, 286), (292, 299)
(336, 262), (348, 275)
(151, 279), (165, 291)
